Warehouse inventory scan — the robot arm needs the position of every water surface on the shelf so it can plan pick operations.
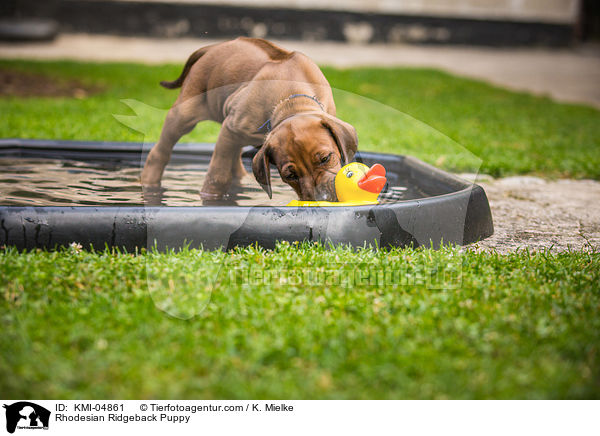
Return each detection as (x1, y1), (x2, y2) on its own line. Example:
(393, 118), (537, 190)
(0, 158), (424, 206)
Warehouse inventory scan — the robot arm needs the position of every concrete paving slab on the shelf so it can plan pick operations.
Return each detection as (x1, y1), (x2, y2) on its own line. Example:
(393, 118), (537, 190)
(473, 178), (600, 253)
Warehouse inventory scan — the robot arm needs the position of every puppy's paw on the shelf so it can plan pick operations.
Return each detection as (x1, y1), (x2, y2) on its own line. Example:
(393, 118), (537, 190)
(199, 189), (226, 200)
(200, 177), (231, 200)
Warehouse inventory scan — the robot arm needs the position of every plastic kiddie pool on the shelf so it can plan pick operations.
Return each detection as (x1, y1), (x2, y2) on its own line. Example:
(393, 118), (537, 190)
(0, 139), (493, 251)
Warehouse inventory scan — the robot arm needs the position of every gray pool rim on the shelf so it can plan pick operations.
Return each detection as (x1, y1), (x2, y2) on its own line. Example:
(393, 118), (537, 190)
(0, 139), (494, 250)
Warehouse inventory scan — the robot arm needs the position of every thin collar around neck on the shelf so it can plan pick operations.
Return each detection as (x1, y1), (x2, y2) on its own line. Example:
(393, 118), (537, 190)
(257, 93), (325, 134)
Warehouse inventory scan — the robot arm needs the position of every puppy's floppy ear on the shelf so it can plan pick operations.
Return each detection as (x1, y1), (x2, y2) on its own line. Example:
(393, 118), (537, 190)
(321, 115), (358, 165)
(252, 143), (273, 199)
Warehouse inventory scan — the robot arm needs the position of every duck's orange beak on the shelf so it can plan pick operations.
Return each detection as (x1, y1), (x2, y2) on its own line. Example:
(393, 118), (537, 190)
(357, 164), (387, 193)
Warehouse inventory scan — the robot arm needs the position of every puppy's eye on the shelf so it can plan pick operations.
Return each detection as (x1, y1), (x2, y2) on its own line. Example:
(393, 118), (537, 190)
(346, 171), (354, 178)
(320, 153), (332, 164)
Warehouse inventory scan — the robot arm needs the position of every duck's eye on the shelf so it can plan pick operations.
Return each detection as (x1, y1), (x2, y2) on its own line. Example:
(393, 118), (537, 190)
(346, 171), (354, 178)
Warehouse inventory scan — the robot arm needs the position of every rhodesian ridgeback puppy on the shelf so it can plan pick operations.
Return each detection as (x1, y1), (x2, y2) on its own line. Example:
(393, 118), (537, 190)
(141, 37), (357, 201)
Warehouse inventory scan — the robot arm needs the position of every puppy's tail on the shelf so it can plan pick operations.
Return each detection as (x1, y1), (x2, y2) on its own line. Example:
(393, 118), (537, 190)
(160, 45), (211, 89)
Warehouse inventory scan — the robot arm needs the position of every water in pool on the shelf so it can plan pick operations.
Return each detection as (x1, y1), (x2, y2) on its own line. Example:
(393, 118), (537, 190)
(0, 158), (425, 206)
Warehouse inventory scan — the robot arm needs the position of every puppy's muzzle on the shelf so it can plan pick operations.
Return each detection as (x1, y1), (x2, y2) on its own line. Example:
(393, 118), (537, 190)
(314, 177), (338, 202)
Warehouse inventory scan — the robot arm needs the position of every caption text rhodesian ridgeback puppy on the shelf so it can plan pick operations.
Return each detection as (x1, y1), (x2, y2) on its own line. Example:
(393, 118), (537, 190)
(141, 37), (358, 201)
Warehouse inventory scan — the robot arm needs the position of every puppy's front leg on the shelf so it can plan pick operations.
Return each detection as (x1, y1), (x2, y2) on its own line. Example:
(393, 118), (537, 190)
(201, 123), (245, 199)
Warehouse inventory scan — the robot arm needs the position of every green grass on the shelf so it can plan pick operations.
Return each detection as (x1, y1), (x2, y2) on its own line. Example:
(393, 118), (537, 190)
(1, 245), (599, 399)
(1, 59), (599, 178)
(1, 59), (599, 399)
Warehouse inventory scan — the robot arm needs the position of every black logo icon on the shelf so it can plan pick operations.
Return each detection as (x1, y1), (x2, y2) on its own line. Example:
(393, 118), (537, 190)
(3, 402), (50, 434)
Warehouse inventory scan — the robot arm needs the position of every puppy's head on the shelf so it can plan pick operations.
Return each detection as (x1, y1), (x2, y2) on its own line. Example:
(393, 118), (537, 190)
(252, 113), (357, 201)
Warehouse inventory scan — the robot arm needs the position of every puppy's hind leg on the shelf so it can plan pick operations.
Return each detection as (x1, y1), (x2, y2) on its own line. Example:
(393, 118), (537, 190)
(141, 97), (206, 187)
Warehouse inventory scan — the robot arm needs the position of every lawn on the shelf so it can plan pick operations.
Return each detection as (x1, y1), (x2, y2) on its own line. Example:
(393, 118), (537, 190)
(1, 59), (600, 399)
(1, 245), (599, 399)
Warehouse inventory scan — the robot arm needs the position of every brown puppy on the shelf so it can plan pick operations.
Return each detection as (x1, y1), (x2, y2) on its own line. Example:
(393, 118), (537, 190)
(141, 37), (357, 201)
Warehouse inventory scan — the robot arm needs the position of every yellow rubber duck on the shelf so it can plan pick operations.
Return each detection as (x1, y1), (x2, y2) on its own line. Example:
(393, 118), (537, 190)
(287, 162), (387, 207)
